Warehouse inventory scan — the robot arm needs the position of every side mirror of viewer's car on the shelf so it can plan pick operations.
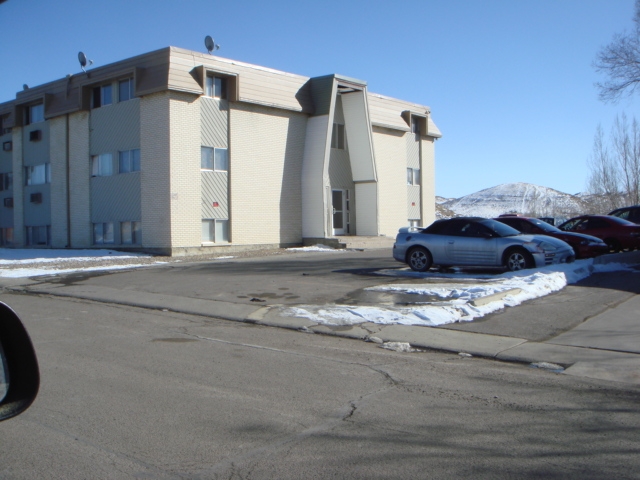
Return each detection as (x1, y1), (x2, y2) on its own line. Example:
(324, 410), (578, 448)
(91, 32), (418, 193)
(0, 302), (39, 421)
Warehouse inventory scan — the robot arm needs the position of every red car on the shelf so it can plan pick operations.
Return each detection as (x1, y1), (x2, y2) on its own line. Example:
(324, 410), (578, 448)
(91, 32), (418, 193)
(494, 215), (609, 259)
(557, 215), (640, 252)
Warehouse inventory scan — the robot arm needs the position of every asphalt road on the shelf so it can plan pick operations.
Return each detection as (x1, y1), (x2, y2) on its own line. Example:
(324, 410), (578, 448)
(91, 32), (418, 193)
(1, 253), (640, 478)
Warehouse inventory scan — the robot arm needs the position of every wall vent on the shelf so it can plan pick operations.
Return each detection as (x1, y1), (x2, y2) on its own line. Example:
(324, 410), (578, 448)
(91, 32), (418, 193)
(29, 130), (42, 142)
(2, 141), (11, 151)
(3, 197), (13, 208)
(30, 192), (42, 204)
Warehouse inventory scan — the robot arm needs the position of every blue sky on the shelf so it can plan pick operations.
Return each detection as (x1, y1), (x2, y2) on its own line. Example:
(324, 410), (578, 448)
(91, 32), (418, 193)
(1, 0), (638, 198)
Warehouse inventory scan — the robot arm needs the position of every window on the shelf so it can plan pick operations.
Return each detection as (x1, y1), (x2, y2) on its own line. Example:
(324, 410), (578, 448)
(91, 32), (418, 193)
(407, 168), (420, 186)
(121, 221), (141, 245)
(93, 222), (114, 245)
(205, 76), (227, 99)
(331, 123), (345, 149)
(26, 104), (44, 125)
(411, 117), (421, 135)
(202, 219), (229, 243)
(92, 153), (113, 177)
(0, 172), (13, 191)
(25, 225), (50, 246)
(25, 163), (51, 185)
(201, 147), (228, 171)
(119, 149), (140, 173)
(92, 84), (113, 108)
(0, 227), (13, 246)
(119, 78), (134, 102)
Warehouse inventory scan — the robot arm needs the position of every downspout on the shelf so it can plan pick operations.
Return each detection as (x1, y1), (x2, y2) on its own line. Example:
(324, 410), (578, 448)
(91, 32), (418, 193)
(65, 114), (71, 248)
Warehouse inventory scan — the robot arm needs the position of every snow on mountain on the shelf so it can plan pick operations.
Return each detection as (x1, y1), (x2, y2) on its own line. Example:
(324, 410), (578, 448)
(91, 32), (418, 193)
(439, 183), (590, 219)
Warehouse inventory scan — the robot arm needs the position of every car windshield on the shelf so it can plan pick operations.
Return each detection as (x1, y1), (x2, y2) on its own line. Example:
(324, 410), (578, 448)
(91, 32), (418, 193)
(478, 218), (521, 237)
(529, 218), (562, 233)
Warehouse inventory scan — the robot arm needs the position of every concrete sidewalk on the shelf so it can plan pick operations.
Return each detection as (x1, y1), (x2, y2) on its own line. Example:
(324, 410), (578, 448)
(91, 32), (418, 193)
(9, 250), (640, 386)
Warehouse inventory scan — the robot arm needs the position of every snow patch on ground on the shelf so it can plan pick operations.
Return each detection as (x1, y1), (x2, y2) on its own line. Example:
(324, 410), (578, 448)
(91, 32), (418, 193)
(287, 244), (346, 252)
(283, 259), (637, 327)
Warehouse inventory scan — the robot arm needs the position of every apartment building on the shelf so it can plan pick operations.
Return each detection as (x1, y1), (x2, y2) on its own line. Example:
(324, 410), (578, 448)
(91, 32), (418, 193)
(0, 46), (441, 255)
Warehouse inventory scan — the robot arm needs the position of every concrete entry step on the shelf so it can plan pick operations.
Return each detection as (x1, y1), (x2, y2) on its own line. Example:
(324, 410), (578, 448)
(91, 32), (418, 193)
(302, 235), (395, 250)
(334, 236), (395, 250)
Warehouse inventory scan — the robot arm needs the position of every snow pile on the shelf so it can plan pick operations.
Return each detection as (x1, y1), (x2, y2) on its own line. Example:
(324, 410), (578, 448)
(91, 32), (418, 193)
(0, 248), (157, 278)
(284, 260), (636, 327)
(287, 244), (346, 252)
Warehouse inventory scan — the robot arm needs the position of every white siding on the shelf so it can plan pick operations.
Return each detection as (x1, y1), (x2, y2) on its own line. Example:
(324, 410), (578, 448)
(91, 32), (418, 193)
(341, 91), (376, 182)
(302, 115), (331, 238)
(355, 182), (378, 235)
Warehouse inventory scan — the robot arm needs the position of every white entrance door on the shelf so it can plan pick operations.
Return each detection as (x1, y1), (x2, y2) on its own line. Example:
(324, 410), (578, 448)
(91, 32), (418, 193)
(332, 189), (349, 235)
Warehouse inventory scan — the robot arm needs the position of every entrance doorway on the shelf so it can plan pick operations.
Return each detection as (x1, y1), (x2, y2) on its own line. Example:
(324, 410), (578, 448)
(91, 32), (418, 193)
(332, 189), (350, 235)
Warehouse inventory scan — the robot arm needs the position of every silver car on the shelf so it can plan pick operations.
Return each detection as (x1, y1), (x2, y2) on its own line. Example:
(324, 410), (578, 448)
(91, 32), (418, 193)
(393, 217), (575, 272)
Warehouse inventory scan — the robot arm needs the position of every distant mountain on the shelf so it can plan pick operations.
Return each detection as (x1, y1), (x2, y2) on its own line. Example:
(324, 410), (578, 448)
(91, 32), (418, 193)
(437, 183), (592, 220)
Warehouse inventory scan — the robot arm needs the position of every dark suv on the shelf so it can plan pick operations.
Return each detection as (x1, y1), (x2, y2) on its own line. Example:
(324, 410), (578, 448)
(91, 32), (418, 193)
(609, 205), (640, 224)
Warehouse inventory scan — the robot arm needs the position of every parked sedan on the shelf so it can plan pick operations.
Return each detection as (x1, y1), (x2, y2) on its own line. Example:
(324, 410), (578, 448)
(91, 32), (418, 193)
(494, 215), (609, 259)
(393, 217), (575, 272)
(558, 215), (640, 252)
(609, 205), (640, 224)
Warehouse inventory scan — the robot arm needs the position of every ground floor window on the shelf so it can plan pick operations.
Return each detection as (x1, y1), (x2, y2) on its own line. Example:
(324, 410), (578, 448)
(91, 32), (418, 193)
(93, 222), (114, 245)
(202, 219), (229, 243)
(26, 225), (50, 246)
(0, 227), (13, 246)
(121, 221), (141, 245)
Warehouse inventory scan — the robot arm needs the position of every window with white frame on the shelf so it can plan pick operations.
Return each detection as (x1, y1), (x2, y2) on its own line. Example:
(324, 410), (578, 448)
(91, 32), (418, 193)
(0, 172), (13, 191)
(407, 168), (420, 186)
(25, 225), (50, 246)
(92, 153), (113, 177)
(205, 75), (227, 99)
(0, 227), (14, 246)
(25, 163), (51, 185)
(26, 104), (44, 125)
(121, 221), (141, 244)
(201, 147), (228, 172)
(202, 219), (229, 243)
(331, 123), (345, 149)
(119, 78), (134, 102)
(118, 149), (140, 173)
(93, 222), (114, 245)
(92, 84), (113, 108)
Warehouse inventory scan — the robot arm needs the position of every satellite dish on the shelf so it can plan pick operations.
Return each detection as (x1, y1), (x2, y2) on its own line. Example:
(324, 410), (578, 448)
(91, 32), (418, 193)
(78, 51), (93, 73)
(204, 35), (220, 54)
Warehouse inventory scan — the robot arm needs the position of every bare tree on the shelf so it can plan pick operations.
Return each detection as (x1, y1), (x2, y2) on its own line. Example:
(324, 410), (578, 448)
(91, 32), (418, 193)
(587, 124), (622, 211)
(594, 1), (640, 103)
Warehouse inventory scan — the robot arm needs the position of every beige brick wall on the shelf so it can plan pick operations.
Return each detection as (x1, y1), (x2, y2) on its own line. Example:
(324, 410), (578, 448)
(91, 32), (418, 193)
(140, 92), (172, 249)
(372, 127), (407, 237)
(49, 116), (69, 247)
(421, 137), (436, 226)
(11, 128), (24, 246)
(230, 103), (306, 245)
(168, 92), (201, 248)
(68, 112), (91, 247)
(140, 91), (201, 250)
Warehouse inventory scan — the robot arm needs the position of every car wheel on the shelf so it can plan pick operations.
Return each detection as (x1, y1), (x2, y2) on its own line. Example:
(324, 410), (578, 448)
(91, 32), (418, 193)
(504, 248), (533, 271)
(605, 238), (621, 253)
(407, 247), (433, 272)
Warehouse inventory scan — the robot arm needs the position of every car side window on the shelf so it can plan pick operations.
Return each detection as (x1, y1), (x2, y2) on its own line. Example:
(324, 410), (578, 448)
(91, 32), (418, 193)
(616, 209), (630, 220)
(438, 220), (467, 236)
(518, 220), (533, 233)
(587, 218), (609, 229)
